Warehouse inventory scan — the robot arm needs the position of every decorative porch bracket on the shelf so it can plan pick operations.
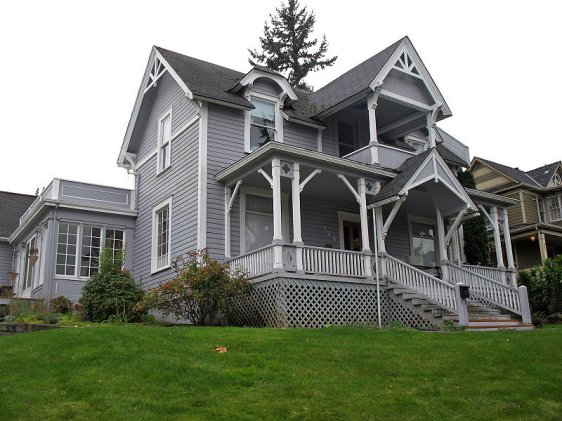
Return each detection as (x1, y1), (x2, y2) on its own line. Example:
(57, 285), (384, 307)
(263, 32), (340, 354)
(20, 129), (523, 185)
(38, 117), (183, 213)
(299, 169), (322, 192)
(382, 195), (407, 240)
(336, 174), (360, 203)
(257, 168), (273, 187)
(224, 180), (243, 258)
(444, 208), (468, 246)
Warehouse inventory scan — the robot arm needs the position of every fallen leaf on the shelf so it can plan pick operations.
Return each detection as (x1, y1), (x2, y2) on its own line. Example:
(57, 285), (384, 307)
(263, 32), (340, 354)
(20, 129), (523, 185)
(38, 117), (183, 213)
(214, 346), (228, 353)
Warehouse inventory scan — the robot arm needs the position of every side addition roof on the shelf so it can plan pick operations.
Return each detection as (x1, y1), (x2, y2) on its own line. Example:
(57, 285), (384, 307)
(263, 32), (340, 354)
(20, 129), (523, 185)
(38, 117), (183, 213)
(471, 157), (542, 189)
(0, 191), (37, 239)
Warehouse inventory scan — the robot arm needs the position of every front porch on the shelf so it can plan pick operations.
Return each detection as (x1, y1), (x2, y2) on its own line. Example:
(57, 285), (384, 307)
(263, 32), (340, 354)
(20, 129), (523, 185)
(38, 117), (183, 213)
(217, 143), (531, 328)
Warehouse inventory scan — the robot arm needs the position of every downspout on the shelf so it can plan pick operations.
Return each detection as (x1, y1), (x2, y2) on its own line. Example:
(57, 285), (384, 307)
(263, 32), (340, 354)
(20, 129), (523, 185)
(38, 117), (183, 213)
(372, 207), (381, 328)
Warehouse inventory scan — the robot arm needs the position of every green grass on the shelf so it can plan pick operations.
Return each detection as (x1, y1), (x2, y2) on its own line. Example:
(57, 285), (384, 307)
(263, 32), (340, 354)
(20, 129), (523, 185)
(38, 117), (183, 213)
(1, 325), (561, 420)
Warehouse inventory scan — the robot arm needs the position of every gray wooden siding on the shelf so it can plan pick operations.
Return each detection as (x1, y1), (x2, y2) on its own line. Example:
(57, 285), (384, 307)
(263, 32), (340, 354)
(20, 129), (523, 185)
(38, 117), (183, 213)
(206, 104), (247, 260)
(251, 79), (282, 97)
(284, 121), (318, 151)
(384, 70), (434, 106)
(385, 209), (411, 260)
(136, 72), (198, 163)
(0, 242), (14, 287)
(505, 192), (523, 226)
(133, 124), (199, 289)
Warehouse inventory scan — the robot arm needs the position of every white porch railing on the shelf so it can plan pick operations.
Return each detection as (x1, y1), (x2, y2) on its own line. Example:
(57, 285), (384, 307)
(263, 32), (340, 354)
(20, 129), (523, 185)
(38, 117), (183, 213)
(227, 245), (274, 278)
(447, 262), (521, 315)
(302, 246), (365, 277)
(384, 254), (457, 312)
(462, 264), (506, 285)
(343, 145), (372, 165)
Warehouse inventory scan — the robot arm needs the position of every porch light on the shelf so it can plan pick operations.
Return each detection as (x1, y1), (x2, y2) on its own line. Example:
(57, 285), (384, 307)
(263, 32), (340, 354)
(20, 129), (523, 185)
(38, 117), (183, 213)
(530, 235), (536, 242)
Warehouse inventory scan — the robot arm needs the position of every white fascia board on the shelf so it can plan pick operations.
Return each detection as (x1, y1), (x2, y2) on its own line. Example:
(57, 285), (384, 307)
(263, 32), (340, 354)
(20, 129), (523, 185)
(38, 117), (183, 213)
(215, 142), (396, 186)
(238, 69), (299, 101)
(118, 47), (196, 167)
(369, 37), (452, 117)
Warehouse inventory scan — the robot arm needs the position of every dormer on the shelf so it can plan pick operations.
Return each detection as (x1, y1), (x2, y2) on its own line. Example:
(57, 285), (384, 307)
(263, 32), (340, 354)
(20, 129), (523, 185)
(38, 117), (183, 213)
(231, 67), (299, 153)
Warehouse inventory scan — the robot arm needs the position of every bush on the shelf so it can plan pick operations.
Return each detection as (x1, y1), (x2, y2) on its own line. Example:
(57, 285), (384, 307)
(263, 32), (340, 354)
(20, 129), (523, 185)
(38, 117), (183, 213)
(518, 255), (562, 316)
(8, 299), (47, 318)
(39, 313), (59, 325)
(0, 304), (8, 320)
(80, 247), (144, 322)
(50, 296), (73, 314)
(138, 250), (252, 325)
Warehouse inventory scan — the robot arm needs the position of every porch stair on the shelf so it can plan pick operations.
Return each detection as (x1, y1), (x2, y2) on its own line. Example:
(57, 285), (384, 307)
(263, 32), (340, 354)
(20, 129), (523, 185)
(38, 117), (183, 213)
(387, 283), (533, 331)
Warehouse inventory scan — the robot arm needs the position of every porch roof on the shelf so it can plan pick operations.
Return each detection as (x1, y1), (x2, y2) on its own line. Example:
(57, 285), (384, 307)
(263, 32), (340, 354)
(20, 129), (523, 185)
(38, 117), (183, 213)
(215, 142), (397, 186)
(465, 188), (518, 208)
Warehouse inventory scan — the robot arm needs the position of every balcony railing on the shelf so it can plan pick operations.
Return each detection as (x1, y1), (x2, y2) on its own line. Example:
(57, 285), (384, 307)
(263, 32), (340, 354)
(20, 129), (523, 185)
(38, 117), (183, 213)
(461, 264), (506, 284)
(227, 245), (274, 278)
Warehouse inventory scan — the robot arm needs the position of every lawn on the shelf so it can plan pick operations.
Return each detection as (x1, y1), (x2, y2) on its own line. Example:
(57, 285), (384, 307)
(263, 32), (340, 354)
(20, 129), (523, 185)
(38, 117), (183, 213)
(1, 325), (561, 420)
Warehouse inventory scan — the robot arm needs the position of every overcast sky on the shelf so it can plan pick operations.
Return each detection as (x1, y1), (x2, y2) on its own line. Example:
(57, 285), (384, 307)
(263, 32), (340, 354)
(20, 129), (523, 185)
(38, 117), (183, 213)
(1, 0), (560, 195)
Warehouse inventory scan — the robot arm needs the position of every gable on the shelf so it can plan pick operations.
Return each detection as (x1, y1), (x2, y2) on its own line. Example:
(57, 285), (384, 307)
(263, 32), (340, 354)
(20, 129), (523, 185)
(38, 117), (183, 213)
(471, 161), (516, 192)
(372, 38), (451, 117)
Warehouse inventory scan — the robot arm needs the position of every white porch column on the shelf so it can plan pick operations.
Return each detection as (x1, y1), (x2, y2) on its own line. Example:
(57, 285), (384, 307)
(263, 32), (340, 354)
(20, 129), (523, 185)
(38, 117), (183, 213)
(272, 158), (284, 270)
(502, 208), (517, 285)
(435, 207), (450, 282)
(367, 89), (381, 164)
(427, 111), (436, 148)
(357, 178), (372, 277)
(538, 230), (548, 263)
(224, 186), (232, 259)
(452, 228), (462, 265)
(490, 207), (505, 269)
(459, 224), (467, 263)
(291, 163), (304, 272)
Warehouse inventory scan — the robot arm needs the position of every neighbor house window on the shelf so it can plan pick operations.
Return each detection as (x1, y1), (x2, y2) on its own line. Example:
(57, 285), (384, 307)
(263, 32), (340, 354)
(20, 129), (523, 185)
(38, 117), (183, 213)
(56, 223), (79, 276)
(80, 226), (102, 277)
(554, 173), (562, 186)
(538, 198), (546, 223)
(249, 97), (276, 150)
(244, 194), (274, 252)
(547, 196), (561, 221)
(152, 198), (172, 272)
(157, 110), (172, 173)
(411, 222), (437, 267)
(338, 121), (356, 156)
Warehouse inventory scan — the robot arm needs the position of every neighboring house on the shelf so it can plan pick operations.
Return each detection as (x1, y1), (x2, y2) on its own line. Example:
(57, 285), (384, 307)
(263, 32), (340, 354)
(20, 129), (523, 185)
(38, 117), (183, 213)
(0, 191), (36, 294)
(3, 36), (532, 329)
(470, 157), (562, 268)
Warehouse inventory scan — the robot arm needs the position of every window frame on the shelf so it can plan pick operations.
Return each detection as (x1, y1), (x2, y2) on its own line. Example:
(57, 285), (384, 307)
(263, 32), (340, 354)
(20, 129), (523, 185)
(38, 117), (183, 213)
(537, 197), (547, 223)
(336, 119), (358, 157)
(151, 197), (173, 273)
(55, 221), (126, 280)
(244, 92), (283, 153)
(547, 195), (562, 222)
(22, 235), (38, 291)
(239, 187), (289, 254)
(407, 216), (439, 268)
(156, 108), (173, 174)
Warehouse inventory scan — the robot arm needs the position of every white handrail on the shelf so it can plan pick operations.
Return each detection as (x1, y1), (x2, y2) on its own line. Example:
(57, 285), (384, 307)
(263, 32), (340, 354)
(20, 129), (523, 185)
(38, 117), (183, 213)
(302, 246), (365, 277)
(462, 264), (506, 284)
(448, 262), (521, 315)
(227, 245), (274, 278)
(384, 254), (457, 312)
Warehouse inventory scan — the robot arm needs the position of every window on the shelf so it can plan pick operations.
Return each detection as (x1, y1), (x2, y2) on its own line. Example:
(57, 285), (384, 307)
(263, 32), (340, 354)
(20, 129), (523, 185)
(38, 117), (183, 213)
(249, 97), (276, 151)
(554, 173), (562, 186)
(56, 223), (78, 276)
(80, 226), (102, 277)
(244, 194), (274, 252)
(538, 198), (546, 223)
(152, 198), (172, 272)
(411, 222), (437, 267)
(56, 223), (124, 278)
(547, 196), (562, 221)
(337, 121), (356, 156)
(157, 111), (172, 173)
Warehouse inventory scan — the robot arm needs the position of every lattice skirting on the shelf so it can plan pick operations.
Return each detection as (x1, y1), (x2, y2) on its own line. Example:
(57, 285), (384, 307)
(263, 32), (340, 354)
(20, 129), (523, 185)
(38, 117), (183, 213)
(231, 276), (440, 329)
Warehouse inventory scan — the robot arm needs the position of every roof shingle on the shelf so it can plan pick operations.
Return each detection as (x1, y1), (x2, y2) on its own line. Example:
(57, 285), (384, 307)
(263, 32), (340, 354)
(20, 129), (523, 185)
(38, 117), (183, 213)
(0, 191), (36, 238)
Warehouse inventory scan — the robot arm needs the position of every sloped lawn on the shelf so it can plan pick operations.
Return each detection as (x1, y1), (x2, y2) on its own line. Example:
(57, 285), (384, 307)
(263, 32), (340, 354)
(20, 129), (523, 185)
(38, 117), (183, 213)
(1, 325), (561, 420)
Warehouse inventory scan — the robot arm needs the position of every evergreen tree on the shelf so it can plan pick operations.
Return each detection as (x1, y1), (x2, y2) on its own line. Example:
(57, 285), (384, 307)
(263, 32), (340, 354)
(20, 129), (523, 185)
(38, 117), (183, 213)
(457, 169), (491, 265)
(248, 0), (337, 90)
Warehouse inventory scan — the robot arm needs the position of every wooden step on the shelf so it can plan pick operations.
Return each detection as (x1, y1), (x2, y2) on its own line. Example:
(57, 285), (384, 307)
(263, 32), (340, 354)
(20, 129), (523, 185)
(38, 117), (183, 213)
(465, 323), (534, 331)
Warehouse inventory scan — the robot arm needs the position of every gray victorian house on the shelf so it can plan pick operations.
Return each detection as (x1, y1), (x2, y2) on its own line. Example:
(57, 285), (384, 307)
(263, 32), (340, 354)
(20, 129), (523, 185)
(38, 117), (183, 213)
(1, 37), (532, 330)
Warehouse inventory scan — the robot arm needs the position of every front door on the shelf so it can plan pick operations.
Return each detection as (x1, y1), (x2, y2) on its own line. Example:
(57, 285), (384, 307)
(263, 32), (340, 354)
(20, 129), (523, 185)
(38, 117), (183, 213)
(342, 221), (362, 251)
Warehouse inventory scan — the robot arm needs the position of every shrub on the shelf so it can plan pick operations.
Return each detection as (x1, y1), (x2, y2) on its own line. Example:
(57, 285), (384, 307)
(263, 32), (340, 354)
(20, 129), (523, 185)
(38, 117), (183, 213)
(50, 296), (73, 314)
(39, 313), (59, 325)
(8, 299), (46, 318)
(518, 255), (562, 316)
(138, 249), (252, 325)
(80, 247), (144, 322)
(0, 304), (8, 320)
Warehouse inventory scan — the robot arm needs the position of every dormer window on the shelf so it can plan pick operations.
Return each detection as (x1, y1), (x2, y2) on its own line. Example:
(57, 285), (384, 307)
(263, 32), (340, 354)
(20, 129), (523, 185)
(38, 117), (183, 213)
(554, 173), (561, 186)
(249, 97), (277, 150)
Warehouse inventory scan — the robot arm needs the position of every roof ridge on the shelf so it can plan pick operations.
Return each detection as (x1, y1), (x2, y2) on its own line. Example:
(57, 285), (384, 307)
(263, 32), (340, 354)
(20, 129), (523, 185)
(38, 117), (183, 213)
(0, 190), (36, 197)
